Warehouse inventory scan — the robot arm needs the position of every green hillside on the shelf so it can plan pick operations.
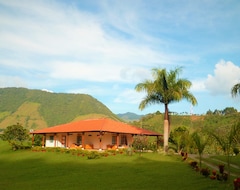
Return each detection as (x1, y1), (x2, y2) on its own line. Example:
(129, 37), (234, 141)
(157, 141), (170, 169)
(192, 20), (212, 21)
(130, 111), (240, 134)
(0, 87), (119, 130)
(0, 87), (239, 135)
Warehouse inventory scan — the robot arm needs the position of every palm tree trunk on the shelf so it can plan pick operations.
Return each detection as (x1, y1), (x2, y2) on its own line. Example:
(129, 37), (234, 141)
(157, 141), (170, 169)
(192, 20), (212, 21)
(164, 103), (169, 152)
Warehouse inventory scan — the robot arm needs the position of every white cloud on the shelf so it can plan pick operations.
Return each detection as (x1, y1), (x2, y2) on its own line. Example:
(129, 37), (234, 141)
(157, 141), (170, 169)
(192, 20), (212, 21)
(49, 60), (153, 83)
(114, 88), (144, 104)
(41, 89), (53, 93)
(0, 0), (176, 86)
(205, 60), (240, 95)
(191, 79), (206, 92)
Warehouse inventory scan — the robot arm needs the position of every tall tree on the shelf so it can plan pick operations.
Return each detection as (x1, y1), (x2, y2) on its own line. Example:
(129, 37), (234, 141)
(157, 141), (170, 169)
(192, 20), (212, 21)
(2, 123), (29, 150)
(231, 83), (240, 97)
(135, 67), (197, 152)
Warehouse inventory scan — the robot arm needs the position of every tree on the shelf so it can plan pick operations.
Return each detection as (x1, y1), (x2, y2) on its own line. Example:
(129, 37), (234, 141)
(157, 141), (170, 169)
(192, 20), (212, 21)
(2, 123), (29, 150)
(231, 83), (240, 97)
(135, 67), (197, 152)
(222, 107), (237, 115)
(191, 131), (209, 169)
(169, 126), (189, 153)
(208, 122), (240, 178)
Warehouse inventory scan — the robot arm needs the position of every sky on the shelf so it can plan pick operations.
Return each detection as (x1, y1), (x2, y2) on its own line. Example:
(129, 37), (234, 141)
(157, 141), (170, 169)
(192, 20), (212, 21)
(0, 0), (240, 115)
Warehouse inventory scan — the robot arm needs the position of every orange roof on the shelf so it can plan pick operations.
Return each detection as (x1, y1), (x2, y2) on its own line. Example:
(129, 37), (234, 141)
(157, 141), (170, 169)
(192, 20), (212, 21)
(31, 118), (162, 136)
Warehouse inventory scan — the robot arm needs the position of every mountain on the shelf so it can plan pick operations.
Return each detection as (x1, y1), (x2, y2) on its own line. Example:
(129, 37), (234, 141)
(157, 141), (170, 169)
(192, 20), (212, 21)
(117, 112), (144, 121)
(0, 87), (119, 130)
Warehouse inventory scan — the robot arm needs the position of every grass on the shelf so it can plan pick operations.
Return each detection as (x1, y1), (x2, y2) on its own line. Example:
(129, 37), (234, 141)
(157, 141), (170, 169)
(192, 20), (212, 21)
(0, 141), (234, 190)
(211, 155), (240, 166)
(200, 155), (240, 176)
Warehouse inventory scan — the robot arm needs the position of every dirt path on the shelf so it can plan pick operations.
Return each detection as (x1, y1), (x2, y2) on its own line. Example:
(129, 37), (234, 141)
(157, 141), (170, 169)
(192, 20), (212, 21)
(188, 154), (239, 177)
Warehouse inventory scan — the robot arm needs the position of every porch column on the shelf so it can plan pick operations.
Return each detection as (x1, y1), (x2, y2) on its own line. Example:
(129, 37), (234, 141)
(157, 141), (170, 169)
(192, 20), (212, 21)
(66, 133), (69, 148)
(99, 132), (103, 150)
(116, 133), (119, 148)
(82, 132), (85, 149)
(99, 139), (102, 150)
(131, 134), (134, 145)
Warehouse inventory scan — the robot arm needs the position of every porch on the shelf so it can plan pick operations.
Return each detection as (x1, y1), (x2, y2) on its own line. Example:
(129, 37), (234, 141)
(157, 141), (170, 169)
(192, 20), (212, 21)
(33, 131), (134, 150)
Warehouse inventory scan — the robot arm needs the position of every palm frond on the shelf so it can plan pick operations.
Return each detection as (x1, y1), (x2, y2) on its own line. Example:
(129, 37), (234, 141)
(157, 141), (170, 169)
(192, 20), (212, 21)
(231, 83), (240, 97)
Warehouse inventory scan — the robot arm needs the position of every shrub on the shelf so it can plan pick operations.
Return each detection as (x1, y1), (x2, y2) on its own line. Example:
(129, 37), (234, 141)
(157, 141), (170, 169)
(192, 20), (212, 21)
(189, 161), (198, 168)
(200, 168), (210, 177)
(218, 164), (225, 174)
(234, 178), (240, 190)
(87, 151), (100, 159)
(132, 136), (148, 151)
(233, 147), (239, 155)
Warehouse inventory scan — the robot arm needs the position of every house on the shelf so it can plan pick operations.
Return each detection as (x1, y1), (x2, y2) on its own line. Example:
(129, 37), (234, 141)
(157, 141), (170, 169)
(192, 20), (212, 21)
(31, 118), (162, 150)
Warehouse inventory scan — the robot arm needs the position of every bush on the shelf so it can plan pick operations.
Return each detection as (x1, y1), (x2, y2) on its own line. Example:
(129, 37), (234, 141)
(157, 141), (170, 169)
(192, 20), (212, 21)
(189, 161), (198, 168)
(200, 168), (210, 177)
(87, 151), (100, 159)
(233, 147), (239, 155)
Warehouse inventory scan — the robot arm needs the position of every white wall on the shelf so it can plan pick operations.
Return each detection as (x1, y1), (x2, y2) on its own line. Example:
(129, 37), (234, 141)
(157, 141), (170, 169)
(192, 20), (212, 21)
(45, 132), (133, 149)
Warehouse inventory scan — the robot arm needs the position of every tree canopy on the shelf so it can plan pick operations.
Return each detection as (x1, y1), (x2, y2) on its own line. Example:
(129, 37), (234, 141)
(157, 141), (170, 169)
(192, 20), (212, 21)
(2, 123), (29, 150)
(231, 83), (240, 97)
(135, 67), (197, 152)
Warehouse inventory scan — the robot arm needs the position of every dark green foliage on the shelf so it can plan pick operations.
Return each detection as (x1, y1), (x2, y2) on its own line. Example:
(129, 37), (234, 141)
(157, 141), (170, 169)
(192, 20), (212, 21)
(33, 134), (43, 146)
(132, 135), (149, 151)
(169, 126), (189, 152)
(2, 123), (30, 150)
(191, 131), (209, 168)
(210, 108), (234, 115)
(87, 151), (100, 159)
(0, 87), (118, 127)
(233, 147), (239, 155)
(207, 121), (240, 178)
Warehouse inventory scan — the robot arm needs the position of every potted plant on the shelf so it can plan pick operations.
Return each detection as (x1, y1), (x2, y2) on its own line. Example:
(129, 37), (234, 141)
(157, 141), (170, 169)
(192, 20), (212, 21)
(218, 164), (224, 174)
(234, 178), (240, 190)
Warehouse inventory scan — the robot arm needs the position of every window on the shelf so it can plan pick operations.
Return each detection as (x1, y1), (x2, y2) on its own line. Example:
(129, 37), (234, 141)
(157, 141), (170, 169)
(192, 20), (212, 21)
(77, 136), (82, 145)
(112, 136), (117, 145)
(49, 135), (54, 143)
(120, 135), (127, 145)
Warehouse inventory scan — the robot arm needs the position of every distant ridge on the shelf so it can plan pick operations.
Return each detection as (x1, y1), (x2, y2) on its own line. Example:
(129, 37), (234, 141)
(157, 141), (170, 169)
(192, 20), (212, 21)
(0, 87), (119, 130)
(117, 112), (144, 121)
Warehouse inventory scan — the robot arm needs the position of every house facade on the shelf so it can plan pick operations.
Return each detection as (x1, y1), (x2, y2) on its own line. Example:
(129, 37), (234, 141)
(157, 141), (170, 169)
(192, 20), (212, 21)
(31, 118), (162, 150)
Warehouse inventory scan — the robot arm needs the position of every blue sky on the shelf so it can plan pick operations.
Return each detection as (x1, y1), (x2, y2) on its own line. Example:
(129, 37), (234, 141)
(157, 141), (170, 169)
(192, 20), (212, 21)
(0, 0), (240, 115)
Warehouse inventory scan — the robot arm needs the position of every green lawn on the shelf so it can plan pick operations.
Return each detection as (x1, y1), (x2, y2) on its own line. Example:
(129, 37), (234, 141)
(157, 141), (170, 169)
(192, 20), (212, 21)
(0, 141), (234, 190)
(211, 155), (240, 167)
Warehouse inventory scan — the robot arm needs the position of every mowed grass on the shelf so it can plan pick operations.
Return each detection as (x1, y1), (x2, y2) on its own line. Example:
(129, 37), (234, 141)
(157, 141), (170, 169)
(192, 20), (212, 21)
(0, 141), (233, 190)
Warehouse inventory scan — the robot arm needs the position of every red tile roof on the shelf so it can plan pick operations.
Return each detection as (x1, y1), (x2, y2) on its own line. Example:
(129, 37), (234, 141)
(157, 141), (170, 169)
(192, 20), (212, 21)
(31, 118), (162, 136)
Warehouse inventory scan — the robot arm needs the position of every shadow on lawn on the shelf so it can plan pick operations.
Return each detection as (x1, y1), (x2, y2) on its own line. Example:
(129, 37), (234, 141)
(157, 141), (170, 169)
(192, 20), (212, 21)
(0, 150), (233, 190)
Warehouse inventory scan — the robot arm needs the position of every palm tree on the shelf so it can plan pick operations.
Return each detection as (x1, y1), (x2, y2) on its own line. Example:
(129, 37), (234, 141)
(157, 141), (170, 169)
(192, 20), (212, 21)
(135, 67), (197, 152)
(231, 83), (240, 97)
(191, 131), (209, 169)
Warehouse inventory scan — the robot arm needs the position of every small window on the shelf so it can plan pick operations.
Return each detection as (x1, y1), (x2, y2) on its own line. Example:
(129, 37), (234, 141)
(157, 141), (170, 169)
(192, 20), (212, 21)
(49, 136), (54, 143)
(77, 136), (82, 145)
(112, 136), (117, 145)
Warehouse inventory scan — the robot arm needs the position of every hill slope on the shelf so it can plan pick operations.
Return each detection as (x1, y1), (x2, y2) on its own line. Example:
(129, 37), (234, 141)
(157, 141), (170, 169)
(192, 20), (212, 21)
(0, 87), (119, 130)
(117, 112), (144, 121)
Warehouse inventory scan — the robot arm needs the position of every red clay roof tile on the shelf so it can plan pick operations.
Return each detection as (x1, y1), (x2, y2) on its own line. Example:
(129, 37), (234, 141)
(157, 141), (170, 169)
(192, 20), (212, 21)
(31, 118), (162, 136)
